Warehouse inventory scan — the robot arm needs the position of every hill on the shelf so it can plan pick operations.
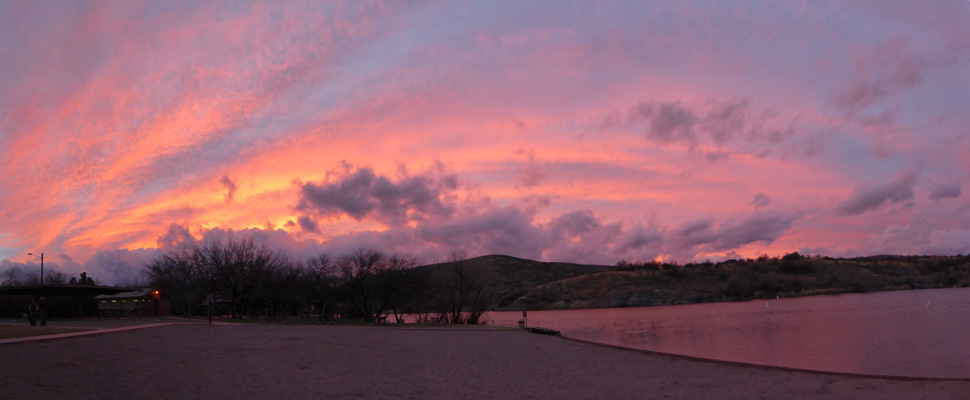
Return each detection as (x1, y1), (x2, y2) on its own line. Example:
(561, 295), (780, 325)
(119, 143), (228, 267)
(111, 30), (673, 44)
(416, 253), (970, 311)
(413, 254), (613, 309)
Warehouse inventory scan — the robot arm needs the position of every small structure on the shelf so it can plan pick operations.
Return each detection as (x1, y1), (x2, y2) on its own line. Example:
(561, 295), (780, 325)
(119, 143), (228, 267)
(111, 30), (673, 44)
(94, 289), (170, 318)
(0, 284), (135, 319)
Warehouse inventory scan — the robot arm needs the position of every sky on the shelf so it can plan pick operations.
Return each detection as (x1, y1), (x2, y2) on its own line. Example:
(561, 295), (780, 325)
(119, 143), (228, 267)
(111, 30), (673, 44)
(1, 1), (969, 285)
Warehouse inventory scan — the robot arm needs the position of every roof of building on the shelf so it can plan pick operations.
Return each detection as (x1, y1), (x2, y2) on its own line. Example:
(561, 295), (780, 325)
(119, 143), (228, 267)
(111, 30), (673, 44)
(0, 284), (133, 297)
(93, 289), (157, 300)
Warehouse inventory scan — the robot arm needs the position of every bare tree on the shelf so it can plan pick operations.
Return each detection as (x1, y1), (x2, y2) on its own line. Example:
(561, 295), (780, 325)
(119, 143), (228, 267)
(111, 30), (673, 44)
(145, 247), (205, 317)
(197, 238), (284, 319)
(44, 270), (69, 285)
(337, 248), (418, 323)
(0, 268), (44, 286)
(259, 256), (302, 317)
(305, 253), (339, 322)
(0, 267), (26, 287)
(436, 250), (498, 324)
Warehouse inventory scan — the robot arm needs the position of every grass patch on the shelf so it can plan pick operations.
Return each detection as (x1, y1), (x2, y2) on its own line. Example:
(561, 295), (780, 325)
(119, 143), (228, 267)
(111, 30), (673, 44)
(0, 325), (91, 339)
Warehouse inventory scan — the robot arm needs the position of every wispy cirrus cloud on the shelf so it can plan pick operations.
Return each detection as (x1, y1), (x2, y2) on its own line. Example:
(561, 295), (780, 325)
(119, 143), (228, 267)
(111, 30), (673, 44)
(1, 1), (969, 282)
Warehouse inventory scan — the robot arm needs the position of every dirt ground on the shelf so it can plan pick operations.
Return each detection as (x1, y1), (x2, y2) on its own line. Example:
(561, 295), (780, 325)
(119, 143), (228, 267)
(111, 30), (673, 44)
(0, 323), (967, 399)
(0, 326), (89, 339)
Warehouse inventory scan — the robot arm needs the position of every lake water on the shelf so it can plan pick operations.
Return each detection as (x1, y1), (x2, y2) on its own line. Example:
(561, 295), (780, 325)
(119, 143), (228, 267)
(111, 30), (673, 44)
(483, 287), (970, 379)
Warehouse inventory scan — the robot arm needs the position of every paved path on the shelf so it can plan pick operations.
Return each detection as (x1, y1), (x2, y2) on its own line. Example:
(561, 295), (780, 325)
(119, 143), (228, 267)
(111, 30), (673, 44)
(1, 323), (967, 399)
(0, 317), (225, 345)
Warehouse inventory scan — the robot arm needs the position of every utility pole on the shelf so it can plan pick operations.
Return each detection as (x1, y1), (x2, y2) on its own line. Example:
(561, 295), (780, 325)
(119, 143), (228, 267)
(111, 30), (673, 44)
(28, 252), (44, 285)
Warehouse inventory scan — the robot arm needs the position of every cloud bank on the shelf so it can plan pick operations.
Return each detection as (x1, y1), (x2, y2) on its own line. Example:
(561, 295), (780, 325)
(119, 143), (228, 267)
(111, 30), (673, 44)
(1, 1), (968, 282)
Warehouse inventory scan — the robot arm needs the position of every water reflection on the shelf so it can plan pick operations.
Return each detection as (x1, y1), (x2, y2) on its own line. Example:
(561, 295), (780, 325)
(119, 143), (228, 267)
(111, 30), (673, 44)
(484, 287), (970, 379)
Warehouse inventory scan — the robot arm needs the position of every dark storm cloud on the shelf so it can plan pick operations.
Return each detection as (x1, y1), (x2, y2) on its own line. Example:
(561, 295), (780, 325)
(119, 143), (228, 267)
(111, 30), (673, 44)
(700, 100), (749, 144)
(752, 192), (771, 209)
(115, 201), (801, 269)
(836, 171), (917, 215)
(300, 168), (378, 220)
(629, 102), (698, 144)
(712, 211), (798, 252)
(613, 223), (664, 256)
(626, 99), (792, 152)
(650, 103), (697, 144)
(415, 206), (548, 260)
(297, 166), (458, 226)
(704, 151), (730, 163)
(297, 215), (320, 233)
(929, 183), (961, 200)
(673, 218), (718, 248)
(668, 211), (798, 256)
(547, 210), (600, 240)
(220, 175), (238, 202)
(156, 223), (198, 249)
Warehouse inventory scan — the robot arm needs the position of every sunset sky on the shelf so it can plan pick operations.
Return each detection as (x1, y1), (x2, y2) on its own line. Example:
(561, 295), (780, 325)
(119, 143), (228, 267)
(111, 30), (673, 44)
(1, 1), (968, 284)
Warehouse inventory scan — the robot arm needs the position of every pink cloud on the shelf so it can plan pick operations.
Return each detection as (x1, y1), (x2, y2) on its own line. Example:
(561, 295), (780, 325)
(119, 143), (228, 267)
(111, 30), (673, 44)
(2, 1), (969, 274)
(836, 170), (917, 216)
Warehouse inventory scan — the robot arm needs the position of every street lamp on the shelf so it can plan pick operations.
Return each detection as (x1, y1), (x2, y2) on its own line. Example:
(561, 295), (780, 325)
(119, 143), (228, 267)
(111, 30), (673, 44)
(28, 252), (43, 285)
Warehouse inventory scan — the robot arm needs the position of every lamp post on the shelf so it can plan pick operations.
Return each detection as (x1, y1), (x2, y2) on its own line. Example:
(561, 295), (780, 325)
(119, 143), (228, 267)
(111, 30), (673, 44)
(28, 252), (44, 285)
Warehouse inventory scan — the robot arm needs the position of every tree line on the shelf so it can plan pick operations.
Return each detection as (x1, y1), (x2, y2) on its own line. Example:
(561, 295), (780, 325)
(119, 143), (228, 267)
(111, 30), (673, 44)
(144, 239), (497, 324)
(0, 268), (97, 287)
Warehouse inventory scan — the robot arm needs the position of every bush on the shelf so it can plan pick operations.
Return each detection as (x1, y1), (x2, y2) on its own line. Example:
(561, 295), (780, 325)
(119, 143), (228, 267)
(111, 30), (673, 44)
(722, 275), (756, 299)
(780, 259), (815, 274)
(663, 267), (685, 279)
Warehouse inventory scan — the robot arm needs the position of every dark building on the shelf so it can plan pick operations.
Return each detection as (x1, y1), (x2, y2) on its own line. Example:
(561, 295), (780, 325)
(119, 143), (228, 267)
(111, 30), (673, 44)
(94, 289), (170, 317)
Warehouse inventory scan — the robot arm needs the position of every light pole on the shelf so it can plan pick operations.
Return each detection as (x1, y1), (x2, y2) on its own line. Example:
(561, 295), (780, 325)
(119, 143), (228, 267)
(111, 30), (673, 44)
(28, 252), (44, 285)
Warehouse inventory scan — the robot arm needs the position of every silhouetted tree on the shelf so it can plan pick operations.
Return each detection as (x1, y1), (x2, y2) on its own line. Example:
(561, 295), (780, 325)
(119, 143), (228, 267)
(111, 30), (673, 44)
(77, 272), (95, 285)
(44, 270), (69, 285)
(0, 267), (27, 287)
(1, 267), (72, 286)
(435, 250), (498, 324)
(197, 238), (285, 319)
(337, 248), (418, 323)
(3, 268), (20, 287)
(258, 256), (301, 317)
(146, 247), (206, 317)
(304, 253), (339, 322)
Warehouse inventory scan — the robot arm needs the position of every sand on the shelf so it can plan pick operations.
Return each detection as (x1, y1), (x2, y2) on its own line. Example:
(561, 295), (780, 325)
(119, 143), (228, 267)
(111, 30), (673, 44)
(0, 322), (967, 399)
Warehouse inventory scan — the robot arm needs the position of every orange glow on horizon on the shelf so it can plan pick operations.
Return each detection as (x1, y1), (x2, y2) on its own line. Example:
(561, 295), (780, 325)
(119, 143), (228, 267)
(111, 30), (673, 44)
(1, 2), (967, 281)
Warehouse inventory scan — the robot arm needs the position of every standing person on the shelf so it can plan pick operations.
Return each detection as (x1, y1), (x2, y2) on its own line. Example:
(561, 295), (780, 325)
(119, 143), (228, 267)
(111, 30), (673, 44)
(38, 296), (48, 326)
(27, 298), (38, 326)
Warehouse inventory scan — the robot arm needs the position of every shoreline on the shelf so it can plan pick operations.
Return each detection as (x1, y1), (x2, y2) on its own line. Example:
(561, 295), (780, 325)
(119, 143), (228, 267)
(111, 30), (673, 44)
(556, 334), (970, 383)
(5, 316), (969, 382)
(499, 285), (970, 312)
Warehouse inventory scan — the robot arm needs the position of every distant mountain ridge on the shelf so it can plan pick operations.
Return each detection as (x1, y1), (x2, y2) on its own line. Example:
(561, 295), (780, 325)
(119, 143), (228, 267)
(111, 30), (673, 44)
(414, 254), (612, 310)
(415, 253), (970, 311)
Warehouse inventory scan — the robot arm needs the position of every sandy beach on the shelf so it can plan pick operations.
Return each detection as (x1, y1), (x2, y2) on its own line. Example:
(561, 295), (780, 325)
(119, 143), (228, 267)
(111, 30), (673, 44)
(0, 322), (967, 399)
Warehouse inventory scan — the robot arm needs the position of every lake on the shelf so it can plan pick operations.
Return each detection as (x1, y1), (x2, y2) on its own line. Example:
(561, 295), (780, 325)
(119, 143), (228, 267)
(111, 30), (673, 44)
(483, 287), (970, 379)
